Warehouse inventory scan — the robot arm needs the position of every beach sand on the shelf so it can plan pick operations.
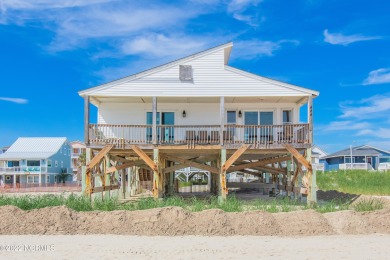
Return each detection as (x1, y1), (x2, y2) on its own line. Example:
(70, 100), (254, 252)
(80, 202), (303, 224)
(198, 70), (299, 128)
(0, 234), (389, 259)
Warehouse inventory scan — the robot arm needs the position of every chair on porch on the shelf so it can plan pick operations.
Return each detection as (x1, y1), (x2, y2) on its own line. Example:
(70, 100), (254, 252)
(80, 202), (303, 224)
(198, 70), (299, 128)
(223, 130), (234, 143)
(278, 125), (294, 143)
(210, 131), (220, 144)
(185, 130), (197, 143)
(198, 130), (209, 143)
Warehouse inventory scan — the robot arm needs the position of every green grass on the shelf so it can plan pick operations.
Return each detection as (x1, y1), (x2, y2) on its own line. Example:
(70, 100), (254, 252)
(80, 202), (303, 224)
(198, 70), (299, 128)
(0, 193), (384, 213)
(317, 170), (390, 195)
(353, 198), (385, 212)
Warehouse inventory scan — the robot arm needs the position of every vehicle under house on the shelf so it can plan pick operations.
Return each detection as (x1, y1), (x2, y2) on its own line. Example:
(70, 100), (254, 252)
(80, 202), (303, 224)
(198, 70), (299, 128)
(79, 42), (319, 203)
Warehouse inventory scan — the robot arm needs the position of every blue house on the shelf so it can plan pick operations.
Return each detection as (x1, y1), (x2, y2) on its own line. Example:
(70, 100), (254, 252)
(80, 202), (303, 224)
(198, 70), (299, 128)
(0, 137), (72, 186)
(320, 145), (390, 171)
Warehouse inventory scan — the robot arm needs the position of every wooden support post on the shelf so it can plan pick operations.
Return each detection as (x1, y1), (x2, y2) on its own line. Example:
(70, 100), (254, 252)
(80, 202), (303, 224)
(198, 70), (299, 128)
(222, 144), (249, 172)
(152, 148), (162, 198)
(219, 96), (225, 145)
(152, 97), (157, 145)
(308, 95), (313, 144)
(121, 169), (126, 199)
(219, 149), (227, 203)
(84, 96), (90, 145)
(211, 160), (219, 195)
(306, 147), (317, 205)
(168, 161), (174, 196)
(81, 166), (87, 195)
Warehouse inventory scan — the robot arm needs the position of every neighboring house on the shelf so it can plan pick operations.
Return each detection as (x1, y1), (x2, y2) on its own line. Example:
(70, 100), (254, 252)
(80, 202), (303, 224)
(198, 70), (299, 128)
(311, 145), (328, 171)
(78, 42), (319, 200)
(70, 141), (86, 180)
(0, 137), (72, 186)
(0, 146), (9, 155)
(320, 145), (390, 171)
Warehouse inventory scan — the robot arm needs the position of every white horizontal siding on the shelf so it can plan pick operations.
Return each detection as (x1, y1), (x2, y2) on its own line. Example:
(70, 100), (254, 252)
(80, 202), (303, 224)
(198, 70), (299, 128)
(92, 49), (310, 97)
(97, 102), (301, 125)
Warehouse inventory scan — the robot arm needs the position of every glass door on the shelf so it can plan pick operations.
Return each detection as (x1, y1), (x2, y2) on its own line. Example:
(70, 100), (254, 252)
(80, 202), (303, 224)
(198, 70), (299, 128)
(161, 112), (175, 143)
(259, 112), (273, 143)
(244, 112), (258, 143)
(146, 112), (160, 142)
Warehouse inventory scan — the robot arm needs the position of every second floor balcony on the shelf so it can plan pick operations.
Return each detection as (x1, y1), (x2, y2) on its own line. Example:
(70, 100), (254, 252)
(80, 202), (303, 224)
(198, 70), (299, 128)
(0, 166), (48, 174)
(88, 123), (310, 149)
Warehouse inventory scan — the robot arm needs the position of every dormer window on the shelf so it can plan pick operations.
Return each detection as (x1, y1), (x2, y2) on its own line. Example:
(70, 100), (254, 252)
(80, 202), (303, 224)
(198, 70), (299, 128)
(179, 65), (193, 81)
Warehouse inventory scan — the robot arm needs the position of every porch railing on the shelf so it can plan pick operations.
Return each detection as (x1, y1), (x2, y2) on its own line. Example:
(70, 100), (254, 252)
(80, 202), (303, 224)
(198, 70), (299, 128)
(0, 166), (47, 173)
(88, 124), (310, 146)
(339, 163), (373, 170)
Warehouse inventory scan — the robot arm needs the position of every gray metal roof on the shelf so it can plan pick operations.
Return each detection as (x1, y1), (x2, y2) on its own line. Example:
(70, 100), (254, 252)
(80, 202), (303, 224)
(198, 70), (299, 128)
(321, 146), (381, 159)
(0, 137), (67, 160)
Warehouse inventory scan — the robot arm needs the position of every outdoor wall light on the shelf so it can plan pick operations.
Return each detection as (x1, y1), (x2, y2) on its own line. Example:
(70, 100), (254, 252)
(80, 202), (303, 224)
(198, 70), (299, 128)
(238, 110), (242, 118)
(182, 110), (187, 118)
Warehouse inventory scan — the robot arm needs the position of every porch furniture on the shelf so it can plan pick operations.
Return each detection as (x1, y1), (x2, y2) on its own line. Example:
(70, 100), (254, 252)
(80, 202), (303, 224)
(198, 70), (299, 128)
(185, 130), (196, 141)
(210, 131), (219, 143)
(198, 130), (209, 143)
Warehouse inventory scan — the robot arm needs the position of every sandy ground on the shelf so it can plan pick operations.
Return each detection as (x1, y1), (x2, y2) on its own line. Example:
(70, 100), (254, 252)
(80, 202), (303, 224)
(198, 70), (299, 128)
(0, 234), (389, 259)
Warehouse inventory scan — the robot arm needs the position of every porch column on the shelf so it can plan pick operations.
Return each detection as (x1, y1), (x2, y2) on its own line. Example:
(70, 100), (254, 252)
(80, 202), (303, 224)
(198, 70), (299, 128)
(306, 147), (317, 204)
(308, 95), (313, 144)
(219, 149), (227, 202)
(84, 96), (90, 145)
(220, 96), (225, 145)
(152, 97), (157, 145)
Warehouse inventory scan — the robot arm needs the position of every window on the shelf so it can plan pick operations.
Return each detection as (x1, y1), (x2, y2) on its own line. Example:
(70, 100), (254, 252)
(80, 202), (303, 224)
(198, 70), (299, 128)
(46, 175), (50, 183)
(227, 111), (237, 124)
(27, 175), (39, 183)
(48, 160), (52, 168)
(283, 110), (292, 124)
(7, 161), (20, 167)
(55, 161), (58, 167)
(64, 148), (66, 155)
(61, 161), (63, 168)
(27, 160), (40, 166)
(345, 157), (355, 163)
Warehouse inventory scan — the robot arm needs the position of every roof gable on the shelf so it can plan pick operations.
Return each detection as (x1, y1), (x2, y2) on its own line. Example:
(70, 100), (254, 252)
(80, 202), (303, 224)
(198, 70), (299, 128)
(79, 42), (319, 99)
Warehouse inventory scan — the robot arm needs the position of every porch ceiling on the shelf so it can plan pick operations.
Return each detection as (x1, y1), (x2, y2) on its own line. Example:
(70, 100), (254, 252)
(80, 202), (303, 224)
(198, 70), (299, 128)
(91, 96), (308, 105)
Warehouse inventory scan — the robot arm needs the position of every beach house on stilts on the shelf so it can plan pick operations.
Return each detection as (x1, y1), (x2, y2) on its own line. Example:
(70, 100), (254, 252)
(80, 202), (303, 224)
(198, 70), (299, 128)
(78, 42), (319, 204)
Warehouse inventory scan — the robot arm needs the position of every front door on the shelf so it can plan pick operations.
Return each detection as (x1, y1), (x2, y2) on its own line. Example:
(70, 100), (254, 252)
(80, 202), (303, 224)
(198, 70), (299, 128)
(244, 111), (274, 143)
(146, 112), (174, 143)
(244, 112), (258, 142)
(161, 112), (175, 143)
(367, 157), (372, 165)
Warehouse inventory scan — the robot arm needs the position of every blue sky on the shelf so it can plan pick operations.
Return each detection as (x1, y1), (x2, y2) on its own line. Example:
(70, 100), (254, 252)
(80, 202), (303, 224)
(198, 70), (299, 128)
(0, 0), (389, 153)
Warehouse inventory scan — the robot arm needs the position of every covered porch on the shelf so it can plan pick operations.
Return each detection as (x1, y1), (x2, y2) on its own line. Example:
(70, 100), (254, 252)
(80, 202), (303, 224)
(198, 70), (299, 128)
(84, 95), (314, 149)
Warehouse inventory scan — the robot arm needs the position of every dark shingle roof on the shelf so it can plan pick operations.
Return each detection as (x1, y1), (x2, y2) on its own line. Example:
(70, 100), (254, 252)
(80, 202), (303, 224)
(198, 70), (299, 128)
(321, 147), (381, 159)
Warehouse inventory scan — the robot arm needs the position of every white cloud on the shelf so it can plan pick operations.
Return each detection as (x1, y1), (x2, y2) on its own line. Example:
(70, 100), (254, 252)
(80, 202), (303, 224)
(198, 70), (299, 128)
(233, 39), (299, 59)
(323, 29), (381, 46)
(363, 68), (390, 85)
(0, 0), (109, 11)
(0, 97), (28, 104)
(321, 121), (371, 132)
(227, 0), (263, 26)
(0, 1), (204, 52)
(121, 34), (210, 59)
(339, 94), (390, 119)
(356, 128), (390, 139)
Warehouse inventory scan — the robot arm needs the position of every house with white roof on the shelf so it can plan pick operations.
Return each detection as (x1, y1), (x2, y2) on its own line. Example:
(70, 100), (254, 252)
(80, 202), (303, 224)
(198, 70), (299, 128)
(0, 137), (72, 186)
(78, 42), (319, 203)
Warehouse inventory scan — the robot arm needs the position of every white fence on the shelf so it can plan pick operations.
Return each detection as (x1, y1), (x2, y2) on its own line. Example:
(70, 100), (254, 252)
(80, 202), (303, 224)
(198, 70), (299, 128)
(339, 163), (373, 170)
